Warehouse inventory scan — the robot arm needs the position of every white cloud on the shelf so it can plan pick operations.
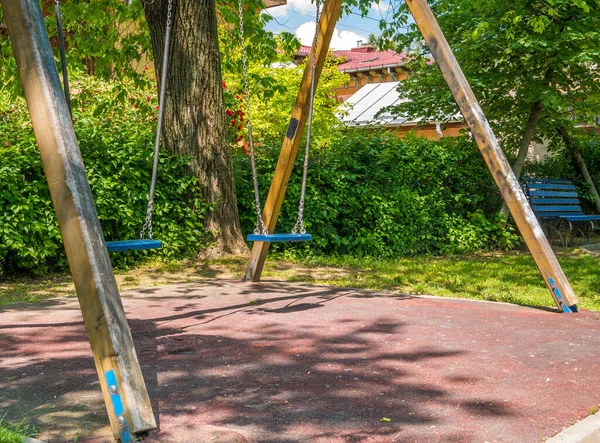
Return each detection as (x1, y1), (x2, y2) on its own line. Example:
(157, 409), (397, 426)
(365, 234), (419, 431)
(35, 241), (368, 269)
(269, 0), (316, 17)
(371, 1), (391, 13)
(296, 21), (368, 50)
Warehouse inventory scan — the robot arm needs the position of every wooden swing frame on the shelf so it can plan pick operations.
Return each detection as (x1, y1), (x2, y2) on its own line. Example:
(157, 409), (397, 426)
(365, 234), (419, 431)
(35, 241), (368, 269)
(1, 0), (578, 440)
(242, 0), (579, 316)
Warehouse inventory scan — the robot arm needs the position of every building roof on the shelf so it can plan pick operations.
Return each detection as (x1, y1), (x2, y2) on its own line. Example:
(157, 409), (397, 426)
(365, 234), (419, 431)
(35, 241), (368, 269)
(340, 82), (461, 127)
(334, 47), (409, 72)
(296, 45), (409, 72)
(264, 0), (287, 8)
(340, 81), (410, 127)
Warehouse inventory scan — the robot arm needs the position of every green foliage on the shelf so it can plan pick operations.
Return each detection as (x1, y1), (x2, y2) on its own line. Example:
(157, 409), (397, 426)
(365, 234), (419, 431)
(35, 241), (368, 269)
(0, 414), (37, 443)
(217, 0), (300, 100)
(223, 56), (349, 150)
(0, 74), (209, 276)
(0, 0), (152, 93)
(235, 129), (519, 258)
(380, 0), (600, 150)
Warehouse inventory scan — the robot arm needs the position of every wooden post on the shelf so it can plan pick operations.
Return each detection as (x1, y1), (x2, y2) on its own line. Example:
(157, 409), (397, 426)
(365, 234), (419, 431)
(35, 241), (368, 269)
(404, 0), (578, 311)
(1, 0), (157, 439)
(244, 0), (344, 282)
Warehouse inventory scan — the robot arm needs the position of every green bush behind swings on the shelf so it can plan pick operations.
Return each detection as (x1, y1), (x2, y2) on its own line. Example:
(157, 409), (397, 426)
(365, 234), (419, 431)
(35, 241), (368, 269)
(234, 129), (520, 258)
(1, 81), (520, 275)
(0, 78), (210, 275)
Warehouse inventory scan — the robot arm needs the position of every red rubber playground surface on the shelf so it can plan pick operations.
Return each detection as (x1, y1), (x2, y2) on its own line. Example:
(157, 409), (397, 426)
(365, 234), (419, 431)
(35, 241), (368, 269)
(1, 280), (600, 442)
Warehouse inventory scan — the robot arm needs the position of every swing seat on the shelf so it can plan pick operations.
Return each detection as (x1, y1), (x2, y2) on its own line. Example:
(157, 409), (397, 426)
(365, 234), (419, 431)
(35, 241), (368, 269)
(106, 239), (163, 253)
(247, 233), (312, 243)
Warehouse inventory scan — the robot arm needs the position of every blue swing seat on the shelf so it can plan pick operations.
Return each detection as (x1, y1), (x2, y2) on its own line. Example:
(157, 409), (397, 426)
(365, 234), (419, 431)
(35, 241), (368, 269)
(247, 233), (312, 243)
(106, 239), (163, 253)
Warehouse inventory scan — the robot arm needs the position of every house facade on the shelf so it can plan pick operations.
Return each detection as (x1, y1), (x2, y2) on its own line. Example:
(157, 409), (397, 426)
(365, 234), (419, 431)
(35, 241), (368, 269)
(296, 43), (464, 139)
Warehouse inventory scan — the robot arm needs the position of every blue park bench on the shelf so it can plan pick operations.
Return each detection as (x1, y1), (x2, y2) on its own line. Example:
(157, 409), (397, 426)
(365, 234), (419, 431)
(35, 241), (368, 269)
(521, 178), (600, 246)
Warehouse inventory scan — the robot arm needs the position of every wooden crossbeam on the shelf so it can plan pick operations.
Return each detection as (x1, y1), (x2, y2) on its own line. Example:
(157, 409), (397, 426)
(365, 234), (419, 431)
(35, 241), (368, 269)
(244, 0), (344, 282)
(1, 0), (157, 439)
(404, 0), (578, 311)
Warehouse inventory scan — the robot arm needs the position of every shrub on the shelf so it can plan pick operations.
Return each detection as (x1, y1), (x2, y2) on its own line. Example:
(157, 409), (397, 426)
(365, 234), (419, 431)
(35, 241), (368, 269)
(234, 129), (519, 258)
(0, 74), (209, 275)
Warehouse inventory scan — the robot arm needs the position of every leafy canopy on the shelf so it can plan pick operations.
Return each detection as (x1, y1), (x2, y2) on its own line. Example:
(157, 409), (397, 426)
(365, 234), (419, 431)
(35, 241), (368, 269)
(378, 0), (600, 147)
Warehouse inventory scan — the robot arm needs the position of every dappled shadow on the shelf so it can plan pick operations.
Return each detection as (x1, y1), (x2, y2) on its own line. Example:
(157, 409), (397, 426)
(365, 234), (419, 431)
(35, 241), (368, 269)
(461, 400), (514, 417)
(3, 280), (600, 442)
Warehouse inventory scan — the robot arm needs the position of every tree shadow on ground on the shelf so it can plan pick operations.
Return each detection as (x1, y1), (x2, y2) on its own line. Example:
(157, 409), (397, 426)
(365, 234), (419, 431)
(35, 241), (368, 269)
(0, 284), (522, 442)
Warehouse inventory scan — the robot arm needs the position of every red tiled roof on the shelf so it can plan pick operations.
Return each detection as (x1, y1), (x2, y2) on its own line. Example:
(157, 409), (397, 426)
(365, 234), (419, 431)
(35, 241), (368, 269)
(297, 45), (312, 55)
(296, 45), (409, 72)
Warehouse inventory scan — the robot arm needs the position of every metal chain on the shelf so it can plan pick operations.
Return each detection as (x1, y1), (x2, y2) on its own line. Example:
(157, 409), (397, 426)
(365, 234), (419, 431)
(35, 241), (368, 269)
(237, 0), (268, 235)
(292, 0), (320, 235)
(166, 0), (172, 27)
(141, 0), (173, 240)
(55, 0), (72, 117)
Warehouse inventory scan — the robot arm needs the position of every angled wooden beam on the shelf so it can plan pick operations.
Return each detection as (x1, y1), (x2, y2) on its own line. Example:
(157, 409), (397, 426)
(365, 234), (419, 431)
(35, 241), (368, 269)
(404, 0), (578, 311)
(1, 0), (157, 439)
(244, 0), (344, 282)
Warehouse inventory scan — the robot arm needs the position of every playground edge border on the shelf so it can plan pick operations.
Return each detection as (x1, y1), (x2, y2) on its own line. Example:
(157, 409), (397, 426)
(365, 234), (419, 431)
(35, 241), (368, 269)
(547, 412), (600, 442)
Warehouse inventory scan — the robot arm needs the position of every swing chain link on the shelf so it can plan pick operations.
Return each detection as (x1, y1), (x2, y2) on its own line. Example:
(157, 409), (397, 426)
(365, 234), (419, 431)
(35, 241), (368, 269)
(166, 0), (173, 28)
(140, 201), (154, 240)
(140, 0), (172, 241)
(292, 0), (320, 236)
(237, 0), (268, 235)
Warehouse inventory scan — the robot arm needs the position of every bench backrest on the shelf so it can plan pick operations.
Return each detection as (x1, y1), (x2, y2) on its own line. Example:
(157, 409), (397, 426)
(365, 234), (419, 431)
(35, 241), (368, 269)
(521, 178), (585, 218)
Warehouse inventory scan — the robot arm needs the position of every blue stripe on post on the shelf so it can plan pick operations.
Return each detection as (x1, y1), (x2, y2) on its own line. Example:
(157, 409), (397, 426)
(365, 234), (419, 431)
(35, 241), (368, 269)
(105, 369), (133, 443)
(548, 278), (573, 313)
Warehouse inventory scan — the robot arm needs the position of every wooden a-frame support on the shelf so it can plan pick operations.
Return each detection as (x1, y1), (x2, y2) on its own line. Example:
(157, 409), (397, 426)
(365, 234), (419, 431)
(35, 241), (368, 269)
(1, 0), (157, 441)
(245, 0), (578, 312)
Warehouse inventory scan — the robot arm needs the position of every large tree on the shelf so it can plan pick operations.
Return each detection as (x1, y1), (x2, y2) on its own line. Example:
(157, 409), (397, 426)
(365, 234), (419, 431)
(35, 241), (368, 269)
(141, 0), (298, 255)
(142, 0), (245, 255)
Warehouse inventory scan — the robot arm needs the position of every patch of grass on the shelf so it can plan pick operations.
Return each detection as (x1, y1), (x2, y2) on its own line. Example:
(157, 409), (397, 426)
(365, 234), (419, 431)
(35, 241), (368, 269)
(264, 249), (600, 311)
(0, 414), (37, 443)
(0, 274), (75, 305)
(1, 250), (599, 311)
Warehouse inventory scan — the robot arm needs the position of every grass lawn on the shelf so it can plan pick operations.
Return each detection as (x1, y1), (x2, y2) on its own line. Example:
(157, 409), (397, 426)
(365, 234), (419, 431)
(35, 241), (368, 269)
(0, 415), (36, 443)
(1, 249), (599, 311)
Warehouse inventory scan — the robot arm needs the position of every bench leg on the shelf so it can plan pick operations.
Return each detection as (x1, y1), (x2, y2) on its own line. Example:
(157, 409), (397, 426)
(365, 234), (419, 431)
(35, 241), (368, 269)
(566, 220), (573, 248)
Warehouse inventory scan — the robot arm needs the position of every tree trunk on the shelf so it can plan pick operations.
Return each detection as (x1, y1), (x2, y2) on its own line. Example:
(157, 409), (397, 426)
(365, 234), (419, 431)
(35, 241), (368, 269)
(556, 125), (600, 213)
(142, 0), (247, 256)
(499, 100), (544, 221)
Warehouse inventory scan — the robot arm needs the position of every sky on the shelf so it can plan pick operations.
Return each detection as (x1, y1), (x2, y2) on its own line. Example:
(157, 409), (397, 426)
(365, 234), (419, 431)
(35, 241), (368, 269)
(263, 0), (396, 50)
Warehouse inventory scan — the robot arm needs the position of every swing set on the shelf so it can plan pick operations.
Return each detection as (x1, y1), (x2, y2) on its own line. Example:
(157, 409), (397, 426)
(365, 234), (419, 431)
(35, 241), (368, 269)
(55, 0), (169, 253)
(237, 0), (316, 243)
(0, 0), (581, 440)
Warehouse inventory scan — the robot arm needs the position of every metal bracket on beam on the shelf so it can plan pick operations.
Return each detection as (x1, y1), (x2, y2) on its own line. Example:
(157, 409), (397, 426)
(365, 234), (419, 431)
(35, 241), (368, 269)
(105, 370), (134, 443)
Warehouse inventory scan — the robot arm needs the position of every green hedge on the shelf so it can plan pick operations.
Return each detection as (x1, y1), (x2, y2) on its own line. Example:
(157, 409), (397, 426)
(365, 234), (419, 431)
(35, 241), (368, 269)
(1, 74), (520, 276)
(0, 77), (209, 275)
(234, 129), (519, 257)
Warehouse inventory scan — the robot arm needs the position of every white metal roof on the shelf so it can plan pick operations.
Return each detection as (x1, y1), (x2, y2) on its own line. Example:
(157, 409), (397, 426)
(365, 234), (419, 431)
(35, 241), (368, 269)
(339, 81), (459, 127)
